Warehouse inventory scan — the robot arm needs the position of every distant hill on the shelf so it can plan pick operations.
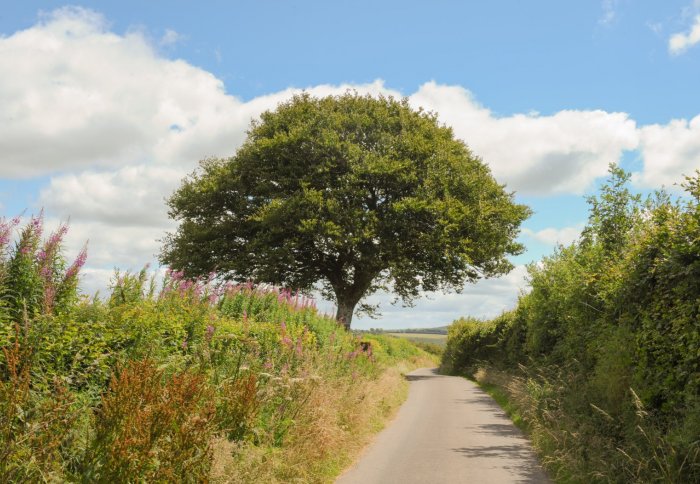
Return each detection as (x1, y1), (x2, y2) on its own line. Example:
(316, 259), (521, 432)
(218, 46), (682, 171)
(366, 326), (449, 335)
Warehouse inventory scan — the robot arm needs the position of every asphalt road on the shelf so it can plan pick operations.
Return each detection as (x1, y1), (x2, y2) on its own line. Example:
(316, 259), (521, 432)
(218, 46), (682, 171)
(336, 368), (550, 484)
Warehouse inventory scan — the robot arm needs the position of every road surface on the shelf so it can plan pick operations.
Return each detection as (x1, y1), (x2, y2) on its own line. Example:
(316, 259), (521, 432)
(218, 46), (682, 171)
(336, 368), (550, 484)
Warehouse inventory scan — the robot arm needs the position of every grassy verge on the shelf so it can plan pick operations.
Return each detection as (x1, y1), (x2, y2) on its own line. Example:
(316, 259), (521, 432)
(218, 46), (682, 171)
(216, 354), (436, 483)
(471, 368), (525, 432)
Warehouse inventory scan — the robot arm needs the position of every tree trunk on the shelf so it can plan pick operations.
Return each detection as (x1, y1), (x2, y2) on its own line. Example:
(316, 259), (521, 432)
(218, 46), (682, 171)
(335, 298), (356, 331)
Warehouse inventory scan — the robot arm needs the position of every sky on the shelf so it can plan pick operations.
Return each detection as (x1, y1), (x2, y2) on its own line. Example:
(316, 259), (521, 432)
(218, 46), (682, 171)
(1, 1), (699, 329)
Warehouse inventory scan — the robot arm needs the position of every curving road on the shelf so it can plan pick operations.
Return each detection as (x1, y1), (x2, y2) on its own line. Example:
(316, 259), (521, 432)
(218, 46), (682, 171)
(336, 368), (550, 484)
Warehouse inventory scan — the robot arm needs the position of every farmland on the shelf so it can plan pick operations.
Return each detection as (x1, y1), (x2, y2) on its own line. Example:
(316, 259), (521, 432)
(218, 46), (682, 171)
(387, 332), (448, 347)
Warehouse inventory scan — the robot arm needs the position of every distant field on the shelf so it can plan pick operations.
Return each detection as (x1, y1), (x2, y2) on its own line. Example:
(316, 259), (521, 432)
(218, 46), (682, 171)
(387, 332), (448, 347)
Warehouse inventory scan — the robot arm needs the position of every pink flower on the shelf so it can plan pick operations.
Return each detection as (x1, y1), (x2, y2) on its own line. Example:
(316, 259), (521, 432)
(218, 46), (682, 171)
(65, 246), (87, 280)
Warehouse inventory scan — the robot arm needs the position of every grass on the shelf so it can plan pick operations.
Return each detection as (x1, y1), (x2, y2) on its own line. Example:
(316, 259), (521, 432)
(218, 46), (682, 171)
(386, 332), (447, 347)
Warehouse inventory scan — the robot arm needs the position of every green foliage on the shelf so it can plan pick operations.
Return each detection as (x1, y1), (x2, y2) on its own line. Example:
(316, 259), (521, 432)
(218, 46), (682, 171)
(440, 312), (516, 373)
(161, 92), (530, 327)
(443, 166), (700, 482)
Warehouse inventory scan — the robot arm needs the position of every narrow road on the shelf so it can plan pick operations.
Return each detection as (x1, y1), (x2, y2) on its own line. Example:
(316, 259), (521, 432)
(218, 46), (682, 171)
(336, 368), (549, 484)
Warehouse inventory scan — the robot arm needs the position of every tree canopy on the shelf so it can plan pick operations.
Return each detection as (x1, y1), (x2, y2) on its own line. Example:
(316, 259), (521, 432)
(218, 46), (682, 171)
(160, 92), (530, 328)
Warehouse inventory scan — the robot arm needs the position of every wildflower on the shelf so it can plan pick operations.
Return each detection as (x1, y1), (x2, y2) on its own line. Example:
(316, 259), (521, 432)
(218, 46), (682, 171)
(205, 324), (215, 342)
(64, 246), (87, 281)
(30, 212), (44, 238)
(40, 265), (52, 278)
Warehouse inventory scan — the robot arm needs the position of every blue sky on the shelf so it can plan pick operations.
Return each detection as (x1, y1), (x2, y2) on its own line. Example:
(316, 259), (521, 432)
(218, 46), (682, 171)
(1, 1), (699, 328)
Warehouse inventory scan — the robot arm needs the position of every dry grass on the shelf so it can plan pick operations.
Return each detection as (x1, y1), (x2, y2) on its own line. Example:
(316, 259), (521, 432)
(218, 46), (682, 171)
(211, 356), (434, 483)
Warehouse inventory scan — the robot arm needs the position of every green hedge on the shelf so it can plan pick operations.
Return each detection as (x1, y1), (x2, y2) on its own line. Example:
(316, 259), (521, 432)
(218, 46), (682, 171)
(443, 166), (700, 482)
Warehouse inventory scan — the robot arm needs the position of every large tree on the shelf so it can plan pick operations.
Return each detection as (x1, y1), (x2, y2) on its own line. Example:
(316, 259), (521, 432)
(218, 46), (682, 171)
(161, 93), (530, 329)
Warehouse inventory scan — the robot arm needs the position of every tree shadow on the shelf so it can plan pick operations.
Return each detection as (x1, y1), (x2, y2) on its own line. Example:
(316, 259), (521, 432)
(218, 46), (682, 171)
(454, 395), (501, 406)
(452, 445), (549, 483)
(471, 422), (523, 438)
(404, 368), (443, 381)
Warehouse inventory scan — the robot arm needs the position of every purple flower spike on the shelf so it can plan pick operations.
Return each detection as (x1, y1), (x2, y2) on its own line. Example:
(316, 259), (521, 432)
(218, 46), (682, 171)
(65, 246), (88, 280)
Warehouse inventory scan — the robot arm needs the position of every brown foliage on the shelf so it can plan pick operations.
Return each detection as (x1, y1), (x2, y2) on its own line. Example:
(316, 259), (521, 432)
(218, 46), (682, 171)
(86, 359), (216, 482)
(0, 324), (77, 481)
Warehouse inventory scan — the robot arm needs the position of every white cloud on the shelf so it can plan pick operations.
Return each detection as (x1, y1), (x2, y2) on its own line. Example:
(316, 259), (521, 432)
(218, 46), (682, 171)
(522, 225), (583, 246)
(0, 7), (398, 179)
(39, 164), (184, 226)
(0, 7), (242, 178)
(669, 15), (700, 54)
(636, 115), (700, 188)
(409, 82), (639, 195)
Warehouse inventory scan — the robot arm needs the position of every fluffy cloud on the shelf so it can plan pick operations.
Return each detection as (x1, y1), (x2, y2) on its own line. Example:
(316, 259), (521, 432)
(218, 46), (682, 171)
(599, 0), (619, 26)
(0, 7), (397, 179)
(669, 15), (700, 55)
(39, 164), (185, 226)
(410, 83), (639, 195)
(637, 115), (700, 188)
(0, 8), (640, 196)
(522, 225), (583, 247)
(1, 7), (224, 176)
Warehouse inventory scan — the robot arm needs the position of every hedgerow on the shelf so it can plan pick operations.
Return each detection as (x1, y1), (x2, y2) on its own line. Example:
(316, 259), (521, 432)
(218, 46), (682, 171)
(443, 166), (700, 483)
(0, 214), (431, 482)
